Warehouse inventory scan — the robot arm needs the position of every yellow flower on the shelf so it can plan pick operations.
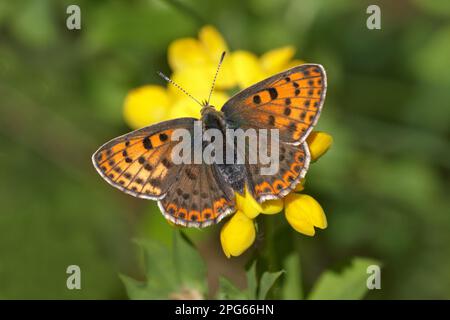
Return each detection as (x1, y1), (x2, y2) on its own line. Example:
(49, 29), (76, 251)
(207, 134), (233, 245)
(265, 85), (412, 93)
(168, 92), (229, 120)
(168, 25), (234, 102)
(294, 178), (306, 192)
(260, 198), (284, 215)
(235, 188), (262, 219)
(123, 25), (234, 129)
(235, 187), (284, 219)
(231, 46), (304, 89)
(306, 131), (333, 162)
(284, 194), (327, 236)
(123, 85), (171, 129)
(220, 210), (256, 258)
(123, 26), (306, 130)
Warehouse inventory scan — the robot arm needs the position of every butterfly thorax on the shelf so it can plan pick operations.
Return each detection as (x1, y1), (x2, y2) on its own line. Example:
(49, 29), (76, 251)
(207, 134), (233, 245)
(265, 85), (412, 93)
(201, 105), (227, 131)
(200, 105), (247, 194)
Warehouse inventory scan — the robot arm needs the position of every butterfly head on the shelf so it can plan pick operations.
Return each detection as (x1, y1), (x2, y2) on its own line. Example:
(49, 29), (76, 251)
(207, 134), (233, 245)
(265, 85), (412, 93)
(200, 104), (220, 118)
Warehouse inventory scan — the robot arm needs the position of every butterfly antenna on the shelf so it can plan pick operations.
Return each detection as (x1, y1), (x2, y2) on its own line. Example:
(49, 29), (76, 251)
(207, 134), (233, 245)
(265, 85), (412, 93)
(206, 51), (226, 106)
(157, 71), (203, 107)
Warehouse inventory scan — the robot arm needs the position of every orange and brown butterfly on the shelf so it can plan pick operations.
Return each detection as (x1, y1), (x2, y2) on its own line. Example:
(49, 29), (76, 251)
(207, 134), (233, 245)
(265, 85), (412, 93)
(92, 53), (327, 228)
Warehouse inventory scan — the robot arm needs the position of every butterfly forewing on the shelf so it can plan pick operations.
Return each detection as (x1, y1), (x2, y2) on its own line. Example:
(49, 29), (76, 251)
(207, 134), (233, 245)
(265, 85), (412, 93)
(221, 64), (326, 202)
(222, 64), (326, 145)
(92, 118), (195, 200)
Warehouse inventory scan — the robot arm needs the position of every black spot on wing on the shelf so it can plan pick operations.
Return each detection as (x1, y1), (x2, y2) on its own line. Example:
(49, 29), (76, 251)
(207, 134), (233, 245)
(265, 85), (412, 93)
(159, 133), (168, 142)
(162, 158), (172, 169)
(143, 136), (153, 150)
(267, 87), (278, 100)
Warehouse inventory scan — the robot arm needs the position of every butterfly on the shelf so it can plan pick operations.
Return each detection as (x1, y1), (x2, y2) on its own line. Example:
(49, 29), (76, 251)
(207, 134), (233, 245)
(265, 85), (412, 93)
(92, 54), (327, 228)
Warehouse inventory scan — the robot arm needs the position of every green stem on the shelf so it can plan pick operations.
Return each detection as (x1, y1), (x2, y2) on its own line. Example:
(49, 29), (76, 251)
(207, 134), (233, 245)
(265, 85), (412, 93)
(263, 216), (277, 270)
(292, 232), (304, 299)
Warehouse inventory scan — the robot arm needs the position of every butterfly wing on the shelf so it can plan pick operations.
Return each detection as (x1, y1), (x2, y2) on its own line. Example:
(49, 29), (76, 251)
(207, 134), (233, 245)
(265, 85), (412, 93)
(222, 64), (326, 145)
(245, 141), (310, 202)
(221, 64), (326, 202)
(92, 117), (236, 227)
(92, 118), (196, 200)
(158, 164), (235, 227)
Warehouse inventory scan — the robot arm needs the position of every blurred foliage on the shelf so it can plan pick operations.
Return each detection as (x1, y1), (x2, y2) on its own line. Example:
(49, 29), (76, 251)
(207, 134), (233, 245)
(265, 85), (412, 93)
(0, 0), (449, 299)
(124, 232), (377, 300)
(121, 231), (207, 299)
(308, 258), (380, 299)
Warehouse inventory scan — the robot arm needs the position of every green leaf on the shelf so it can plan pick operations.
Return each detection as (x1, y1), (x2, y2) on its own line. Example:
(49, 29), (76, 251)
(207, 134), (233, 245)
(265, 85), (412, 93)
(172, 231), (207, 293)
(134, 238), (178, 293)
(217, 277), (248, 300)
(246, 261), (258, 299)
(119, 274), (165, 300)
(308, 257), (381, 300)
(281, 254), (303, 300)
(122, 232), (208, 300)
(258, 271), (285, 300)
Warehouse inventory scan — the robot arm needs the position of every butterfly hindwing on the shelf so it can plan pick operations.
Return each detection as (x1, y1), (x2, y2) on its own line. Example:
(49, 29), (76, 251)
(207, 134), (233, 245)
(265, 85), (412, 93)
(222, 64), (326, 145)
(92, 118), (195, 200)
(158, 163), (236, 227)
(245, 141), (310, 202)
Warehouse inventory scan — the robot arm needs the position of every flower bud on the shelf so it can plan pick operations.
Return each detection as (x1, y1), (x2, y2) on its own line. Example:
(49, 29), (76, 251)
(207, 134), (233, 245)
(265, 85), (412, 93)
(284, 194), (327, 236)
(220, 211), (256, 258)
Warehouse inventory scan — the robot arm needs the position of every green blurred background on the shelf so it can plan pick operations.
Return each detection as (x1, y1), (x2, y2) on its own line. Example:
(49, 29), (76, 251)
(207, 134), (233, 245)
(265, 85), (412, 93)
(0, 0), (449, 299)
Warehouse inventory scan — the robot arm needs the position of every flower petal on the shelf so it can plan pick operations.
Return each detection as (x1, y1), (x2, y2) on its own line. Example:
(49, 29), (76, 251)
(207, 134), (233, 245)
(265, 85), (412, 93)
(168, 92), (230, 120)
(294, 178), (306, 192)
(306, 131), (333, 162)
(168, 96), (202, 119)
(284, 193), (327, 236)
(220, 210), (256, 258)
(260, 46), (296, 74)
(168, 66), (212, 101)
(260, 199), (284, 215)
(231, 50), (265, 88)
(235, 187), (284, 217)
(235, 188), (262, 219)
(168, 38), (209, 71)
(123, 85), (170, 129)
(285, 212), (315, 236)
(205, 59), (236, 89)
(199, 25), (228, 62)
(209, 91), (230, 110)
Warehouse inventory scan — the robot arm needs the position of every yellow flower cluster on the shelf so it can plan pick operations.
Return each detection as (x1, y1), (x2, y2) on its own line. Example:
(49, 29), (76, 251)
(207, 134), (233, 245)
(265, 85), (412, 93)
(122, 25), (333, 258)
(123, 25), (304, 129)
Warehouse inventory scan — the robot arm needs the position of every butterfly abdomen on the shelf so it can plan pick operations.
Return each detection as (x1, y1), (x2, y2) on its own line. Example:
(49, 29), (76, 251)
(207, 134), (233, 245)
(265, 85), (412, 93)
(202, 107), (246, 194)
(215, 163), (246, 194)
